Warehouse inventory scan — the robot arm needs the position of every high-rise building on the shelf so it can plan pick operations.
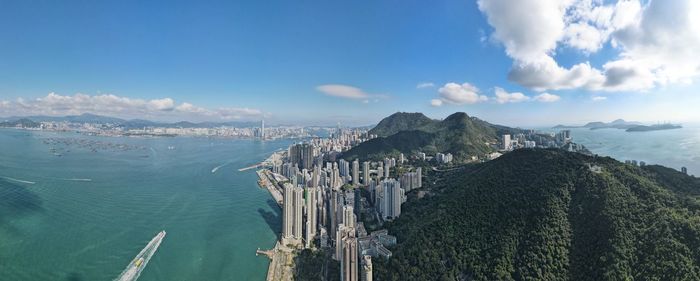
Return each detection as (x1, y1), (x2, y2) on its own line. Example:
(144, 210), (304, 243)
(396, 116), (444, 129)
(352, 159), (360, 186)
(383, 158), (391, 178)
(293, 186), (304, 240)
(361, 255), (372, 281)
(343, 205), (355, 228)
(362, 161), (370, 185)
(261, 119), (265, 139)
(289, 143), (315, 170)
(502, 134), (512, 150)
(283, 184), (295, 239)
(381, 179), (404, 220)
(330, 190), (339, 242)
(335, 224), (352, 261)
(306, 186), (318, 241)
(341, 234), (359, 281)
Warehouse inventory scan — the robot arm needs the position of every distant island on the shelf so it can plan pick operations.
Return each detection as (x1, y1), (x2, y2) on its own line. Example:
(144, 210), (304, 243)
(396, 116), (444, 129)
(554, 119), (683, 132)
(626, 124), (682, 132)
(553, 119), (642, 130)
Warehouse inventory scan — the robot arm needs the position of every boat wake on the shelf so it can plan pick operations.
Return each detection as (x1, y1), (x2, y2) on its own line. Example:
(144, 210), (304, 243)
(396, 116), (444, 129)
(212, 162), (231, 174)
(1, 176), (36, 185)
(58, 178), (93, 182)
(115, 231), (166, 281)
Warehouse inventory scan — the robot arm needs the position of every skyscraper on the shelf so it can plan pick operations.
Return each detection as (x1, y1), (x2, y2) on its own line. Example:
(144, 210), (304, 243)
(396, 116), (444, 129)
(381, 179), (403, 220)
(352, 159), (360, 186)
(293, 186), (304, 240)
(306, 187), (318, 240)
(362, 161), (370, 185)
(261, 119), (265, 139)
(283, 183), (294, 239)
(343, 205), (355, 228)
(341, 233), (359, 281)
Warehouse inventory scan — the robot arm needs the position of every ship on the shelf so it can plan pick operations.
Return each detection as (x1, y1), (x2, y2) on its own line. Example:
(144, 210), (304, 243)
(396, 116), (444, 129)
(114, 230), (166, 281)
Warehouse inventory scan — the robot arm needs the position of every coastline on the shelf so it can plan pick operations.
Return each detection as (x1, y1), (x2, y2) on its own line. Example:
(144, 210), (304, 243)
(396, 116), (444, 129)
(253, 150), (296, 281)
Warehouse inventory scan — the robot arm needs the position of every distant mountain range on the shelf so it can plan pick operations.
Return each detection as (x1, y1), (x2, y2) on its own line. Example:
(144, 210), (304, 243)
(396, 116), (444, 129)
(0, 113), (261, 129)
(343, 112), (530, 160)
(553, 119), (643, 130)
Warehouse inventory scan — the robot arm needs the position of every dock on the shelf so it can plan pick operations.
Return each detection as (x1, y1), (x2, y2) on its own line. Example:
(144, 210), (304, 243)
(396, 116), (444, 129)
(238, 163), (262, 172)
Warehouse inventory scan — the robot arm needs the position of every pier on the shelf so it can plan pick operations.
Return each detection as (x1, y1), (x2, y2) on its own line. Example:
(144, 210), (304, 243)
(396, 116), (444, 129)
(238, 163), (262, 172)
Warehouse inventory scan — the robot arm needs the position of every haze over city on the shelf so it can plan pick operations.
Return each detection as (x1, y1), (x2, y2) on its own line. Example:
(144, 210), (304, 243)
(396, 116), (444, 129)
(2, 0), (699, 126)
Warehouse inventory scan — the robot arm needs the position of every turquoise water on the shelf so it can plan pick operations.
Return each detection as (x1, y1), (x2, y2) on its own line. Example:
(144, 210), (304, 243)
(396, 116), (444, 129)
(0, 129), (290, 281)
(565, 125), (700, 176)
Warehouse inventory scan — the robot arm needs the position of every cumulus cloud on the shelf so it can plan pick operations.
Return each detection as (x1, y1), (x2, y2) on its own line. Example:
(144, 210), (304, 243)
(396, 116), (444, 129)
(417, 82), (435, 89)
(494, 87), (530, 104)
(533, 92), (561, 102)
(477, 0), (700, 92)
(0, 93), (263, 121)
(430, 99), (443, 107)
(436, 82), (489, 105)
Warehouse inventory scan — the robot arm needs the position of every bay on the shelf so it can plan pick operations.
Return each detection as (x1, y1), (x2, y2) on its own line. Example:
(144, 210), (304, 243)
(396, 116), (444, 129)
(563, 125), (700, 176)
(0, 129), (289, 281)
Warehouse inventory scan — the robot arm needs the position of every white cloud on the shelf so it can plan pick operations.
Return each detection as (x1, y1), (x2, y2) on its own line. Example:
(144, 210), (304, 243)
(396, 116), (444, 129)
(477, 0), (700, 92)
(417, 82), (435, 89)
(147, 98), (175, 111)
(533, 92), (561, 102)
(592, 96), (607, 101)
(0, 93), (263, 121)
(430, 99), (443, 107)
(316, 84), (370, 99)
(436, 82), (489, 105)
(494, 87), (530, 104)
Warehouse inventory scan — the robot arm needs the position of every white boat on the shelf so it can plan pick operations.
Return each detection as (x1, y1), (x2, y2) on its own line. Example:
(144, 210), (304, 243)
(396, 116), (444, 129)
(114, 231), (166, 281)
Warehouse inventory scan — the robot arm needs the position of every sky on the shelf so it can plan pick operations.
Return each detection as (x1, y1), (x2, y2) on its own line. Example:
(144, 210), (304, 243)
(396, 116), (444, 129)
(0, 0), (699, 127)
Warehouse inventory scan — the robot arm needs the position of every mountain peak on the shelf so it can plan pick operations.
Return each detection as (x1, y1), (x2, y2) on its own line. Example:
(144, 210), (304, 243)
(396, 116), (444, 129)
(368, 112), (434, 137)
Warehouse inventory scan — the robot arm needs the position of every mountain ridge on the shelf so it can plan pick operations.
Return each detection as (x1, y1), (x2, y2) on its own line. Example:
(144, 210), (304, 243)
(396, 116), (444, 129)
(343, 112), (526, 161)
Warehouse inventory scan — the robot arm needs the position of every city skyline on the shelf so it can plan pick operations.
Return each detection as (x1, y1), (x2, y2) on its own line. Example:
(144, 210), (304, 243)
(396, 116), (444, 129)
(1, 0), (699, 127)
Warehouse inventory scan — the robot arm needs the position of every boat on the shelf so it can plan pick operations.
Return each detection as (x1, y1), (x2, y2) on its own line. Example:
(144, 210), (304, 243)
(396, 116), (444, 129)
(114, 231), (166, 281)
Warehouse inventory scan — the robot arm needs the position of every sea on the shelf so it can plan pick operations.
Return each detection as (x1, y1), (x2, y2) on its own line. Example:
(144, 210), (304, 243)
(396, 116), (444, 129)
(0, 129), (293, 281)
(1, 125), (699, 280)
(551, 125), (700, 176)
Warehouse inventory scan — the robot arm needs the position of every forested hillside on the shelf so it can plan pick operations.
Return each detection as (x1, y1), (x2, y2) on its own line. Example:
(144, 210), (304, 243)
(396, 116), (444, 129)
(374, 149), (700, 280)
(344, 112), (523, 161)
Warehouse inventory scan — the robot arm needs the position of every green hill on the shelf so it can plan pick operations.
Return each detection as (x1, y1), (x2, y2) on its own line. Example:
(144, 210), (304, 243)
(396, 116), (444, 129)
(373, 149), (700, 280)
(369, 112), (436, 137)
(344, 112), (523, 161)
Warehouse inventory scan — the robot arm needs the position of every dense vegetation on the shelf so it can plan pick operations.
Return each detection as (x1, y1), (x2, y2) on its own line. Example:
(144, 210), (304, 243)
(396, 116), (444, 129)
(294, 249), (327, 281)
(369, 112), (436, 137)
(373, 149), (700, 280)
(344, 112), (524, 161)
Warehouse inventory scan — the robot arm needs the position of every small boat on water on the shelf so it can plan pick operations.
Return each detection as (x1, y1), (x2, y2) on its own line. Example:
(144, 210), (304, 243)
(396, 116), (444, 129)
(114, 231), (166, 281)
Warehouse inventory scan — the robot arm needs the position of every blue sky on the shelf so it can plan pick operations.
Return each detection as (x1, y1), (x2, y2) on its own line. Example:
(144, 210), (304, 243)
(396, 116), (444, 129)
(1, 0), (698, 126)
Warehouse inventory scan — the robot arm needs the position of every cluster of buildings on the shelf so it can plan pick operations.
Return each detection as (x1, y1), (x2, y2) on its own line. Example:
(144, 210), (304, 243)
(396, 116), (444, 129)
(18, 119), (311, 139)
(261, 129), (427, 281)
(499, 129), (587, 153)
